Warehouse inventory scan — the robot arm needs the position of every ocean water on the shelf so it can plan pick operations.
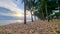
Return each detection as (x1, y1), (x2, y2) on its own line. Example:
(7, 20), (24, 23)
(0, 20), (31, 25)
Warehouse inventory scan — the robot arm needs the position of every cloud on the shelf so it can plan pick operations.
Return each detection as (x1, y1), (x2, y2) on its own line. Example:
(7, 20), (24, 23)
(0, 0), (31, 20)
(0, 0), (24, 17)
(0, 7), (31, 20)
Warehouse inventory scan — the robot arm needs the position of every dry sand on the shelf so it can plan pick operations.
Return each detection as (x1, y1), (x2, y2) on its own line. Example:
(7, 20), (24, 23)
(0, 20), (58, 34)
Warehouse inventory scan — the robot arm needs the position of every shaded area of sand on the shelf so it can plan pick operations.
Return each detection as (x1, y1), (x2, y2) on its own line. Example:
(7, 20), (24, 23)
(0, 20), (59, 34)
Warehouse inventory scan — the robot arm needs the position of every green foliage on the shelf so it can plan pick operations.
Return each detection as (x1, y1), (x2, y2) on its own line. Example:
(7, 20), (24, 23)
(55, 12), (60, 16)
(34, 0), (59, 19)
(34, 11), (41, 18)
(23, 0), (60, 20)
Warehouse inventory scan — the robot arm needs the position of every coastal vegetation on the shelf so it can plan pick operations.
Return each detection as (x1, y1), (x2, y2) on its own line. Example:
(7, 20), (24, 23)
(21, 0), (60, 24)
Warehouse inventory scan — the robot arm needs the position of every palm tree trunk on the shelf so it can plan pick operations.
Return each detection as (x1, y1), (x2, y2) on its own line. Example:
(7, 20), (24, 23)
(34, 16), (36, 21)
(45, 3), (48, 21)
(24, 0), (26, 24)
(57, 0), (60, 12)
(41, 10), (44, 20)
(30, 10), (33, 22)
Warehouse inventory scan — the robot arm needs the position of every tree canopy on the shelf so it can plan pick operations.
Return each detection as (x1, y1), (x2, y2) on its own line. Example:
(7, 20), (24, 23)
(22, 0), (60, 21)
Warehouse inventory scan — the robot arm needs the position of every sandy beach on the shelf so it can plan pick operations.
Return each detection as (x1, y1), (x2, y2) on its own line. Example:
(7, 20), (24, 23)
(0, 20), (59, 34)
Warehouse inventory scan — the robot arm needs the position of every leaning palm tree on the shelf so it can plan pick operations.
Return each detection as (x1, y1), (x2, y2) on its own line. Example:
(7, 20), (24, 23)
(26, 0), (35, 22)
(32, 0), (45, 20)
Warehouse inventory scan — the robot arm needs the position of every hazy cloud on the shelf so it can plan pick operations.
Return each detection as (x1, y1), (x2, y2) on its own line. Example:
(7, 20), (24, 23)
(0, 0), (31, 20)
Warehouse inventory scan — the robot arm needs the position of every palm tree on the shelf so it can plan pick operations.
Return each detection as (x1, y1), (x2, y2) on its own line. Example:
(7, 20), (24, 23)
(26, 0), (35, 22)
(44, 0), (49, 21)
(17, 0), (34, 24)
(17, 0), (27, 24)
(23, 0), (27, 24)
(57, 0), (60, 12)
(30, 10), (33, 22)
(40, 0), (45, 20)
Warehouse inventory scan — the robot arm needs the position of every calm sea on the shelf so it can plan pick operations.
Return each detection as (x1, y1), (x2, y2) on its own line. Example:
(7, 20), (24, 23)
(0, 20), (31, 25)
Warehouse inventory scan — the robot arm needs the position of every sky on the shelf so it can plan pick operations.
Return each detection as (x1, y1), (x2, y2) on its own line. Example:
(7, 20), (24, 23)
(0, 0), (31, 20)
